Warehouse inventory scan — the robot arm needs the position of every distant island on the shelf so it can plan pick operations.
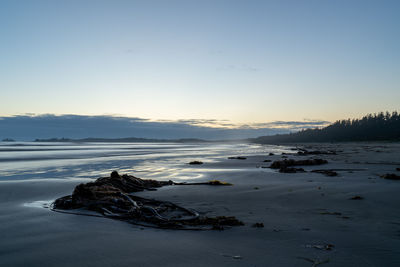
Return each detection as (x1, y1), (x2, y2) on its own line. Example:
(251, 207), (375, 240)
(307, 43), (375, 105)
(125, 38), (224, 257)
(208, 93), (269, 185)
(252, 111), (400, 143)
(2, 138), (15, 142)
(34, 137), (209, 143)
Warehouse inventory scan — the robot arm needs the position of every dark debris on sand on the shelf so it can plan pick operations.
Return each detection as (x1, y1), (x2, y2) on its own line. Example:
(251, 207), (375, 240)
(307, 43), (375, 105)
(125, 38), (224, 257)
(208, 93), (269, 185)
(228, 156), (247, 160)
(350, 195), (363, 200)
(297, 148), (337, 156)
(269, 159), (328, 169)
(311, 169), (338, 177)
(189, 161), (203, 165)
(279, 167), (306, 173)
(380, 173), (400, 180)
(52, 171), (242, 230)
(252, 222), (264, 228)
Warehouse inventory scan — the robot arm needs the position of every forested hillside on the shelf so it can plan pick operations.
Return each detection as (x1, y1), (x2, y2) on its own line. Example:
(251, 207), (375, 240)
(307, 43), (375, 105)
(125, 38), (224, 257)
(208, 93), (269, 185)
(252, 111), (400, 143)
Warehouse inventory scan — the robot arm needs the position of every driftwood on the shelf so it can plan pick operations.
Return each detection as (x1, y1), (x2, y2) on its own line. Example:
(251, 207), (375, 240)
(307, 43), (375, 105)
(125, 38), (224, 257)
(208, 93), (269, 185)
(52, 171), (242, 230)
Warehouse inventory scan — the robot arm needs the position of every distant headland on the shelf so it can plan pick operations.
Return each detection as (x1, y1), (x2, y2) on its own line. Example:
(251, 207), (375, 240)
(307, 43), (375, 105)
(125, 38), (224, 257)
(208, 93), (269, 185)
(252, 111), (400, 143)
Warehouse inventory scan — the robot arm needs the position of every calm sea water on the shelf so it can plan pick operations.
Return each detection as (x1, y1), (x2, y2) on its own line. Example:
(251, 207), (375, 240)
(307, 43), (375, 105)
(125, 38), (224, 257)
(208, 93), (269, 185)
(0, 142), (292, 182)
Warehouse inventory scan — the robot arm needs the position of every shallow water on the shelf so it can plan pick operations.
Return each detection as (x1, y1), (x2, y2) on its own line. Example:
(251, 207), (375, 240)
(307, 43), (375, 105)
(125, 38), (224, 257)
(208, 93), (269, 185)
(0, 141), (293, 182)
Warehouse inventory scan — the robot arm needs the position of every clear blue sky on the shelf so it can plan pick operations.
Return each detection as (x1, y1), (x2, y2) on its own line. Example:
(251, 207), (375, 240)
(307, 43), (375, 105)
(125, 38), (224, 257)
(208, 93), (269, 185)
(1, 0), (399, 125)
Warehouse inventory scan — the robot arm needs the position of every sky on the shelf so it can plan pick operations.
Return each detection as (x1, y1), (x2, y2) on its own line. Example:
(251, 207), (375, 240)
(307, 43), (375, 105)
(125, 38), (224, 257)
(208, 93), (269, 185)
(1, 0), (399, 127)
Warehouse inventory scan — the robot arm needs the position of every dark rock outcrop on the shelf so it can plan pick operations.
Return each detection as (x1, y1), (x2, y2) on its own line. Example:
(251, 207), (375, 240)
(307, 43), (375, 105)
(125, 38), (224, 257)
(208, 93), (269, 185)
(53, 171), (242, 230)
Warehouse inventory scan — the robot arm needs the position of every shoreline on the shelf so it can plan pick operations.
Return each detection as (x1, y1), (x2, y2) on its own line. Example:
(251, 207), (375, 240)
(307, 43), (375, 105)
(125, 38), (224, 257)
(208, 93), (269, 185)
(1, 143), (400, 266)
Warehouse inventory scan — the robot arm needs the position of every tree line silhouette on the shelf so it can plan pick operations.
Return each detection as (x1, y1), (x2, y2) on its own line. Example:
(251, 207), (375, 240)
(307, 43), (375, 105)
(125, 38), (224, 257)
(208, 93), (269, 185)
(253, 111), (400, 143)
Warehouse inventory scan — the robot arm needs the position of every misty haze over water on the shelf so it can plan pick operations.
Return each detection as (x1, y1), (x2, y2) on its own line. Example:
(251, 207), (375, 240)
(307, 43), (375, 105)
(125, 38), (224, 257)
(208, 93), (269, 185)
(0, 142), (292, 182)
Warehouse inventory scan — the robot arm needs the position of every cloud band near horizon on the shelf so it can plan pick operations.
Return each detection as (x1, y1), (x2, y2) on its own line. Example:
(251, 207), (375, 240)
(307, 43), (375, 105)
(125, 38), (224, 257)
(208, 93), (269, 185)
(0, 114), (330, 141)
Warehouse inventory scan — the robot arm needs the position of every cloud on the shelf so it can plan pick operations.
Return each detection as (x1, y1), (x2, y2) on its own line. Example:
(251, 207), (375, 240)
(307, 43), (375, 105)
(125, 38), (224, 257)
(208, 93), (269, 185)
(0, 114), (330, 141)
(247, 120), (331, 129)
(175, 119), (235, 128)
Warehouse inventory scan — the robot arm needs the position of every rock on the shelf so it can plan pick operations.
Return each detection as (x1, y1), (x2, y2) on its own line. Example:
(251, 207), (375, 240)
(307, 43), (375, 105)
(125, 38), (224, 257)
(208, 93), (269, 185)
(270, 159), (328, 169)
(110, 170), (120, 179)
(189, 161), (203, 165)
(54, 172), (173, 210)
(396, 168), (400, 171)
(53, 172), (242, 230)
(269, 153), (274, 156)
(263, 159), (271, 162)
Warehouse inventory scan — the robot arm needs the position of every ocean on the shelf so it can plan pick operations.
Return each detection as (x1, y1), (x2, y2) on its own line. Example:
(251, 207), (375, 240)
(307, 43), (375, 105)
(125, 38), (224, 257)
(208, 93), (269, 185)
(0, 141), (292, 182)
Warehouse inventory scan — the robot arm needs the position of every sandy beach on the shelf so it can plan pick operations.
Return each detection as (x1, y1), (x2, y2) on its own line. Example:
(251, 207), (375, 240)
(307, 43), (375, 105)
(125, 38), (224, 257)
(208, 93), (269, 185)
(1, 142), (400, 266)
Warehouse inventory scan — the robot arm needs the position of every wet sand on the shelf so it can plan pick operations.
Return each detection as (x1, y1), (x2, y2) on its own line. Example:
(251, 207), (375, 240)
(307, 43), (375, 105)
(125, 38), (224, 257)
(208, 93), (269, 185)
(1, 143), (400, 266)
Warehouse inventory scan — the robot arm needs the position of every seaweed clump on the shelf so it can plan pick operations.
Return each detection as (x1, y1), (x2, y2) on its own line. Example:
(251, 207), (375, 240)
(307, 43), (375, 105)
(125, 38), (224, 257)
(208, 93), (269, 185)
(228, 156), (247, 160)
(189, 161), (203, 165)
(52, 171), (242, 230)
(380, 173), (400, 180)
(269, 159), (328, 169)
